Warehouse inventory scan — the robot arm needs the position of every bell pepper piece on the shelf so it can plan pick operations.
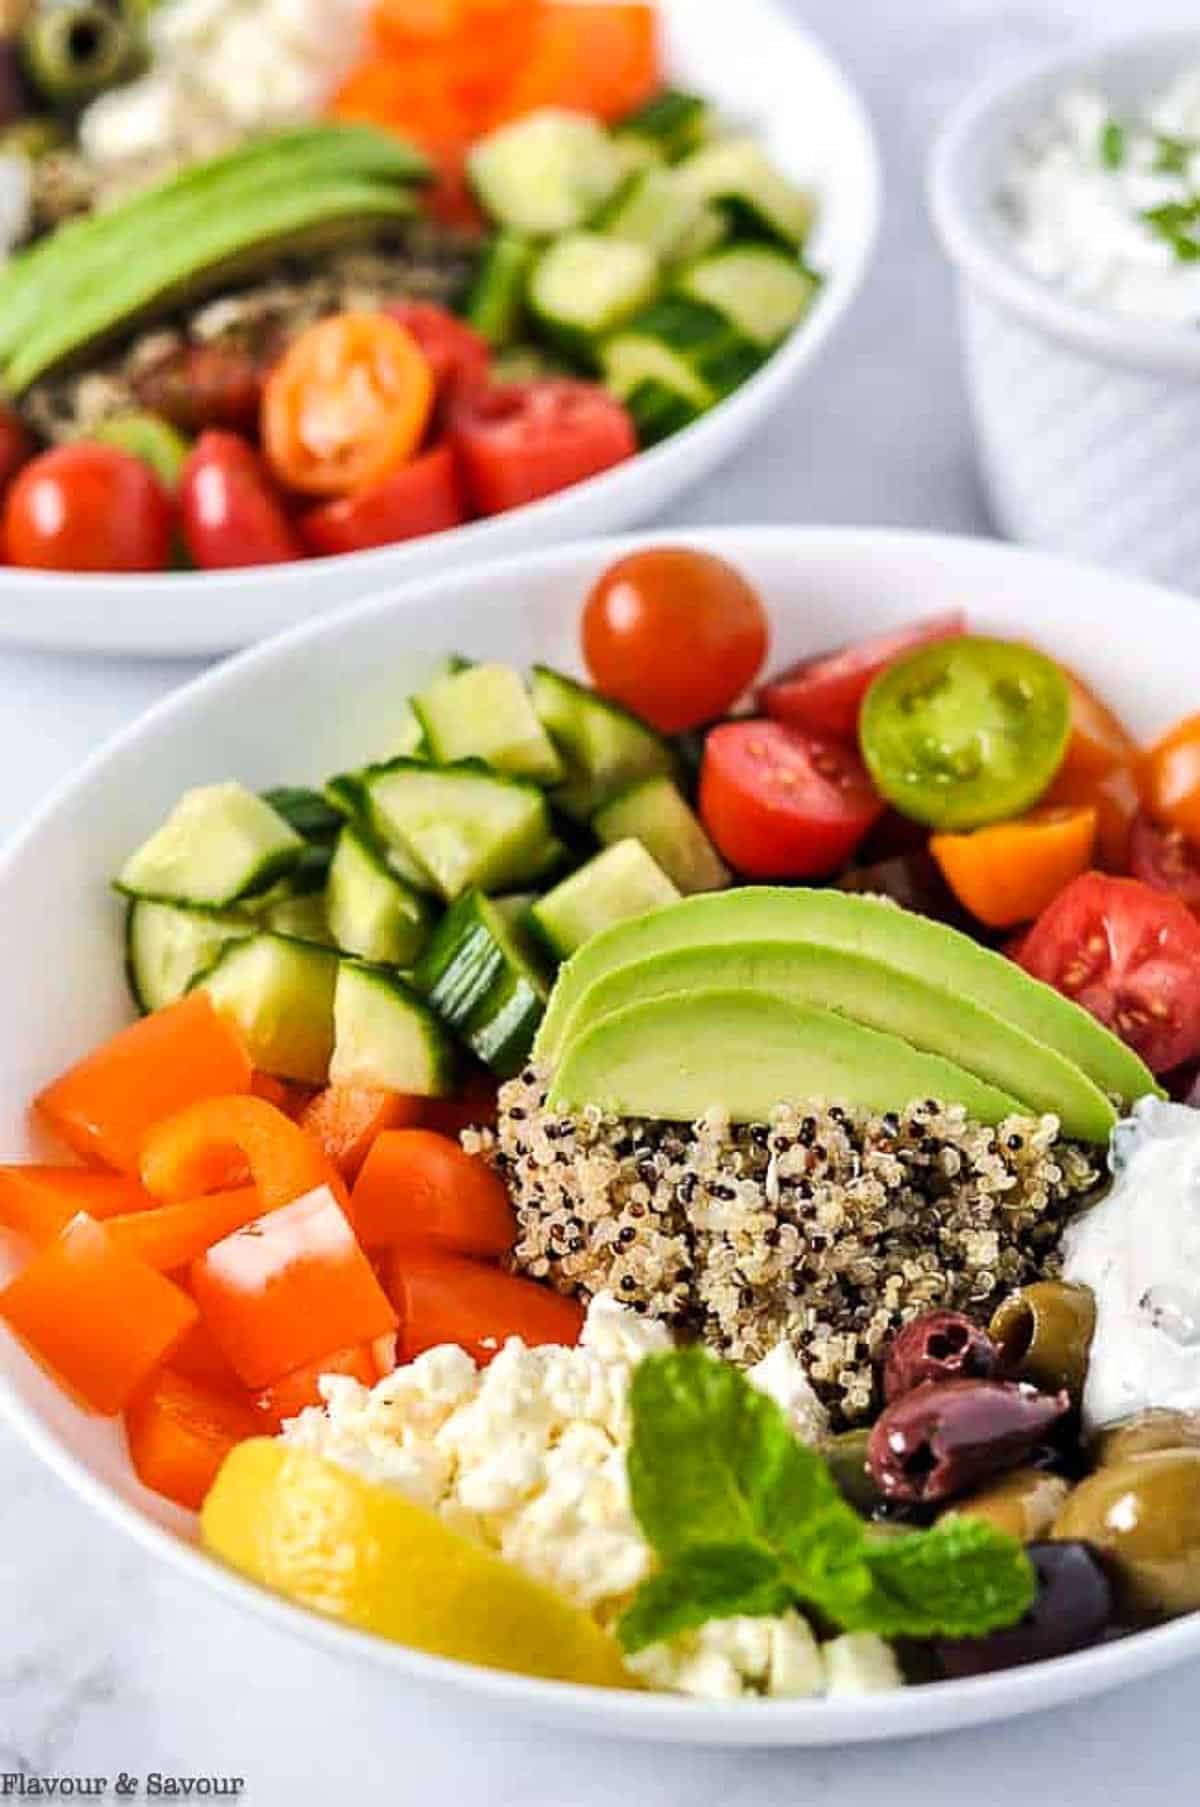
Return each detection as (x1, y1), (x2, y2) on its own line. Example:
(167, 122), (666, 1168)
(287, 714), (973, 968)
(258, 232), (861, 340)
(0, 1166), (156, 1246)
(251, 1342), (382, 1431)
(125, 1368), (259, 1511)
(106, 1187), (262, 1272)
(299, 1086), (426, 1182)
(140, 1095), (346, 1213)
(491, 3), (661, 124)
(387, 1250), (582, 1365)
(419, 1066), (499, 1138)
(351, 1129), (516, 1256)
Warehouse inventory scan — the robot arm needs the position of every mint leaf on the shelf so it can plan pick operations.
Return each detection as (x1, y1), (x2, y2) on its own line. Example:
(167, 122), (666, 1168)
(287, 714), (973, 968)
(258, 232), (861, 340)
(1100, 119), (1126, 169)
(617, 1543), (790, 1654)
(843, 1520), (1036, 1641)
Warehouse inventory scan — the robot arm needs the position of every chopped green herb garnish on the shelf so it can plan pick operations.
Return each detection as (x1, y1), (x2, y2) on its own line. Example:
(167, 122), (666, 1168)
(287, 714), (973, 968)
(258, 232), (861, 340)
(1100, 119), (1126, 169)
(1142, 196), (1200, 261)
(617, 1348), (1035, 1654)
(1154, 133), (1197, 176)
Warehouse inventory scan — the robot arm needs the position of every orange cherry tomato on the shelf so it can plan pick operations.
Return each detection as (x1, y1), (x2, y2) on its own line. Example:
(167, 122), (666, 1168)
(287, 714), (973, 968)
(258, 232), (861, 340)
(583, 548), (770, 734)
(125, 1368), (258, 1511)
(1043, 669), (1143, 870)
(262, 314), (435, 498)
(1144, 713), (1200, 843)
(140, 1095), (346, 1213)
(929, 804), (1099, 930)
(387, 1251), (583, 1364)
(350, 1129), (516, 1255)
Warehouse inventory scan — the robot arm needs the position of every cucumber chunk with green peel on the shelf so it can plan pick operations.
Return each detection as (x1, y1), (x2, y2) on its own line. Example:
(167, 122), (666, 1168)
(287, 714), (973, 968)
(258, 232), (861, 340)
(528, 840), (680, 961)
(365, 758), (563, 901)
(467, 109), (624, 236)
(117, 781), (304, 909)
(261, 786), (344, 845)
(676, 246), (818, 348)
(466, 231), (536, 348)
(326, 825), (435, 967)
(413, 662), (565, 784)
(195, 932), (338, 1085)
(615, 90), (716, 163)
(530, 665), (675, 819)
(330, 962), (457, 1096)
(415, 888), (550, 1079)
(674, 138), (816, 248)
(325, 766), (433, 891)
(529, 231), (660, 357)
(596, 168), (708, 263)
(263, 891), (334, 946)
(126, 899), (253, 1014)
(593, 776), (729, 894)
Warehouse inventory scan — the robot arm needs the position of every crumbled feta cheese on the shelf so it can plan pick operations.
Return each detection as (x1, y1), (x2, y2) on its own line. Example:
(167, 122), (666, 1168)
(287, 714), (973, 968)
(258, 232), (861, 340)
(0, 153), (31, 263)
(748, 1340), (829, 1443)
(823, 1632), (905, 1695)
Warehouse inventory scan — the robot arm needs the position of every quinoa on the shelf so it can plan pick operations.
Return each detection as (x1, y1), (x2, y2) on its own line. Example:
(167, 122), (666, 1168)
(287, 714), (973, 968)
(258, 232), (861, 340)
(469, 1070), (1103, 1425)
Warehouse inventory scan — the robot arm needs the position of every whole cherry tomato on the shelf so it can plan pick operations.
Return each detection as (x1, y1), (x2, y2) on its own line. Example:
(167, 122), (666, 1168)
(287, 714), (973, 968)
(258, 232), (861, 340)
(583, 547), (770, 733)
(179, 432), (304, 570)
(450, 380), (636, 517)
(700, 718), (884, 879)
(4, 443), (173, 573)
(1144, 713), (1200, 843)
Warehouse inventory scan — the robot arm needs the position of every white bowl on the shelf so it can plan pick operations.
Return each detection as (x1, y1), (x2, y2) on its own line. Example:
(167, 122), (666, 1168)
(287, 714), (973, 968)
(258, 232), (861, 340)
(929, 31), (1200, 595)
(0, 0), (879, 660)
(4, 523), (1200, 1745)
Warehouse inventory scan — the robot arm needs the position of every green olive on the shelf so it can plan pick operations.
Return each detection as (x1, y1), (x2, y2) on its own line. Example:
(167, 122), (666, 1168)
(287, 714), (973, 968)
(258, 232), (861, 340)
(1093, 1409), (1200, 1469)
(990, 1280), (1096, 1399)
(822, 1429), (880, 1515)
(22, 2), (134, 110)
(1052, 1449), (1200, 1618)
(940, 1464), (1072, 1541)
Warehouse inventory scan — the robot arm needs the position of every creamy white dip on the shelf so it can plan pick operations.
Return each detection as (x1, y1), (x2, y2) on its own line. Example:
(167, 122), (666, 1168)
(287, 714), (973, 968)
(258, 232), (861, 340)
(1001, 65), (1200, 324)
(1063, 1097), (1200, 1428)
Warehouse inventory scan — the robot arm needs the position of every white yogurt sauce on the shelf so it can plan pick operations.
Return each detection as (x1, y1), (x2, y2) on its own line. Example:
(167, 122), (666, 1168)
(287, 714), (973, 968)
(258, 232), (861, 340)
(1001, 65), (1200, 325)
(1063, 1097), (1200, 1429)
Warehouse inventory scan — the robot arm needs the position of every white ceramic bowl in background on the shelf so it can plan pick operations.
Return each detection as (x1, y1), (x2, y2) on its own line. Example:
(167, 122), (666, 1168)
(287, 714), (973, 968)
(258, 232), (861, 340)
(4, 523), (1200, 1745)
(929, 32), (1200, 596)
(0, 0), (879, 659)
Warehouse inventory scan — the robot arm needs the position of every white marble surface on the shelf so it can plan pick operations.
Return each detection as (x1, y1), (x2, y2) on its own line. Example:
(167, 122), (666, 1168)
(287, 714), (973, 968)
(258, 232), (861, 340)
(5, 0), (1200, 1798)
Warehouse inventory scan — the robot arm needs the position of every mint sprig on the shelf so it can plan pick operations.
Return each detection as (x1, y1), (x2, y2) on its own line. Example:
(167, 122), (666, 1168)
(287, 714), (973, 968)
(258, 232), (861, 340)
(617, 1349), (1034, 1655)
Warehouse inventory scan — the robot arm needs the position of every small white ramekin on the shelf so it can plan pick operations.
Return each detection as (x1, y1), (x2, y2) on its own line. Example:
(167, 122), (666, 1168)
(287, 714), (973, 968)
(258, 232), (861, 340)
(929, 32), (1200, 595)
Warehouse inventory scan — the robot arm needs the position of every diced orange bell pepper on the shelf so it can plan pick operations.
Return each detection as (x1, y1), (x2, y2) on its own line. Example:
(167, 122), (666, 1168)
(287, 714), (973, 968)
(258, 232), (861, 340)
(299, 1086), (426, 1182)
(388, 1250), (582, 1365)
(191, 1187), (397, 1388)
(930, 804), (1099, 930)
(490, 2), (661, 125)
(36, 994), (254, 1175)
(251, 1342), (382, 1431)
(371, 0), (535, 45)
(125, 1368), (258, 1511)
(0, 1166), (156, 1247)
(0, 1214), (197, 1414)
(168, 1316), (244, 1395)
(106, 1188), (263, 1272)
(351, 1129), (516, 1256)
(140, 1095), (346, 1213)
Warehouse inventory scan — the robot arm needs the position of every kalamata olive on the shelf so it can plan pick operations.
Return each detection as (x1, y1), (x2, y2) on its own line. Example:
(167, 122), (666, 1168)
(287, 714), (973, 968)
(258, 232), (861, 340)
(883, 1309), (998, 1403)
(1052, 1449), (1200, 1618)
(822, 1428), (882, 1515)
(867, 1378), (1071, 1503)
(836, 849), (973, 930)
(0, 39), (33, 128)
(1092, 1408), (1200, 1468)
(990, 1281), (1096, 1401)
(133, 342), (266, 438)
(937, 1541), (1113, 1679)
(940, 1465), (1072, 1541)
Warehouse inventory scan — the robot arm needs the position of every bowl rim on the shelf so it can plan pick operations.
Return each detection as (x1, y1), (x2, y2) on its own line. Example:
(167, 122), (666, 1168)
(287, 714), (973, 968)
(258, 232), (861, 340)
(927, 27), (1200, 377)
(4, 520), (1200, 1743)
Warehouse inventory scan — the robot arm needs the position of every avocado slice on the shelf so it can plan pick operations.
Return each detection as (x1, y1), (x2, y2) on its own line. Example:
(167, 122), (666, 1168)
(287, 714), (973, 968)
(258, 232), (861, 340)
(566, 942), (1115, 1143)
(549, 988), (1023, 1125)
(533, 888), (1157, 1107)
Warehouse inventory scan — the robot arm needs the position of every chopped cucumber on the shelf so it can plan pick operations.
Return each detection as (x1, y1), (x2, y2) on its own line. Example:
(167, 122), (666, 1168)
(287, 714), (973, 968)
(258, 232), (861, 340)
(531, 665), (675, 819)
(264, 892), (334, 944)
(413, 662), (565, 784)
(330, 961), (457, 1096)
(326, 824), (435, 967)
(528, 232), (660, 357)
(625, 295), (762, 397)
(674, 137), (815, 247)
(117, 781), (304, 908)
(616, 89), (715, 163)
(125, 899), (252, 1014)
(596, 168), (707, 263)
(261, 786), (344, 845)
(528, 840), (680, 960)
(366, 758), (563, 901)
(415, 888), (550, 1079)
(670, 204), (729, 266)
(325, 765), (433, 892)
(610, 134), (667, 182)
(195, 931), (338, 1084)
(593, 776), (729, 894)
(601, 330), (714, 445)
(468, 109), (623, 236)
(466, 231), (536, 348)
(677, 245), (818, 348)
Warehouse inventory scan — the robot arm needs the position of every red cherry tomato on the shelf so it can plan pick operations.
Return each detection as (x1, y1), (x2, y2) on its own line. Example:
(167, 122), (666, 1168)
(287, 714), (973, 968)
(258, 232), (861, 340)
(699, 718), (885, 879)
(4, 443), (173, 572)
(450, 379), (636, 516)
(300, 445), (468, 556)
(1017, 872), (1200, 1074)
(385, 301), (491, 417)
(582, 547), (770, 734)
(179, 431), (304, 569)
(0, 403), (34, 497)
(1130, 811), (1200, 909)
(761, 612), (965, 742)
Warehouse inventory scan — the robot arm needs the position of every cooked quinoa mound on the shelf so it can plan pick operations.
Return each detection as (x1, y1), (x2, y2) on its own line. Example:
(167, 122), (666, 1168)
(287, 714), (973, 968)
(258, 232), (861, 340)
(468, 1070), (1103, 1425)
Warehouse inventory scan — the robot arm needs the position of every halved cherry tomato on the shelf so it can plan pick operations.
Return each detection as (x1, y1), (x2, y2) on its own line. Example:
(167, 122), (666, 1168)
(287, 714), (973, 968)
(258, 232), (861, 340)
(5, 444), (173, 573)
(582, 548), (770, 734)
(1144, 713), (1200, 843)
(1130, 811), (1200, 909)
(930, 804), (1098, 930)
(451, 380), (635, 516)
(1017, 873), (1200, 1074)
(350, 1129), (516, 1255)
(298, 1086), (426, 1181)
(387, 1251), (583, 1364)
(300, 445), (468, 557)
(1041, 668), (1143, 869)
(761, 612), (965, 744)
(125, 1368), (258, 1511)
(251, 1342), (382, 1431)
(385, 302), (490, 415)
(0, 1166), (155, 1246)
(263, 313), (435, 498)
(179, 431), (304, 568)
(140, 1095), (345, 1213)
(699, 719), (885, 880)
(0, 403), (34, 494)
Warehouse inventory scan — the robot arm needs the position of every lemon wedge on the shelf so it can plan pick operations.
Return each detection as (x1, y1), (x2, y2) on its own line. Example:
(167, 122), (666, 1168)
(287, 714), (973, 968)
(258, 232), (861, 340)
(202, 1440), (635, 1689)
